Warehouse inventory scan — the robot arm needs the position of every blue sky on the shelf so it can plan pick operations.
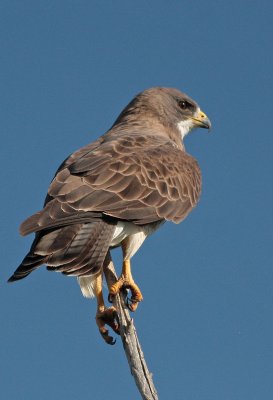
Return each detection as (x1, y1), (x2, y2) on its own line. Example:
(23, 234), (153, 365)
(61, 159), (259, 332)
(1, 1), (272, 399)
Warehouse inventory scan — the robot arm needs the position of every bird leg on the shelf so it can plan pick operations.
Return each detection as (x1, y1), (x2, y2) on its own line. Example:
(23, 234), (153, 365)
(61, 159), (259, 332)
(109, 259), (143, 311)
(94, 274), (120, 345)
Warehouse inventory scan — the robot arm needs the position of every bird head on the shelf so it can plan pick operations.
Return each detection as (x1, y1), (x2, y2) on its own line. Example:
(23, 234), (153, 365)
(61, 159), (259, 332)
(112, 87), (211, 145)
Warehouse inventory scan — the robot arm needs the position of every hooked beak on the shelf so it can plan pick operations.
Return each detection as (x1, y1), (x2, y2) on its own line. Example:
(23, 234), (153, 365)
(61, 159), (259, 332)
(191, 109), (211, 130)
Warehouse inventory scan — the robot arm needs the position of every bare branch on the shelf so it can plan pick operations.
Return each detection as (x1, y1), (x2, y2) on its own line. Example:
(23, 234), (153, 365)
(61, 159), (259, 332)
(103, 254), (159, 400)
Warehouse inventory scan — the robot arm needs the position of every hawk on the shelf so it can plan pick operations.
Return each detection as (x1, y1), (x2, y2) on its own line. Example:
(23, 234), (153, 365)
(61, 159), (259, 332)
(9, 87), (211, 344)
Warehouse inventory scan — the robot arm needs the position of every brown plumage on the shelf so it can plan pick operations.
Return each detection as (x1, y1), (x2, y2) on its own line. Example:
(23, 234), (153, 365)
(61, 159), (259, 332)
(9, 87), (211, 343)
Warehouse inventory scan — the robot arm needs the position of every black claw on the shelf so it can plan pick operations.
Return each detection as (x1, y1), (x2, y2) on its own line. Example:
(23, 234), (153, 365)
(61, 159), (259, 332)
(125, 296), (136, 311)
(101, 330), (116, 345)
(125, 296), (130, 308)
(96, 307), (120, 345)
(126, 294), (141, 311)
(121, 286), (129, 295)
(108, 286), (128, 304)
(108, 293), (114, 303)
(112, 314), (120, 335)
(129, 296), (140, 304)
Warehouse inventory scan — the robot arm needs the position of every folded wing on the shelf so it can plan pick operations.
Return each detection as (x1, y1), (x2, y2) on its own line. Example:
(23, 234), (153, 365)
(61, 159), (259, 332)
(20, 132), (201, 236)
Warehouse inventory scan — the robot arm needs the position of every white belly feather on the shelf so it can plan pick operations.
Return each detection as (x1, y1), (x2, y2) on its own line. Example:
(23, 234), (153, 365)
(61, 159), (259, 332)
(111, 221), (148, 259)
(78, 220), (163, 298)
(111, 221), (163, 259)
(111, 221), (139, 247)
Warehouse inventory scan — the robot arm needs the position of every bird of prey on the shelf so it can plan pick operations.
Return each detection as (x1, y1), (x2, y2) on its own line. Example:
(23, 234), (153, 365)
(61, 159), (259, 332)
(9, 87), (211, 344)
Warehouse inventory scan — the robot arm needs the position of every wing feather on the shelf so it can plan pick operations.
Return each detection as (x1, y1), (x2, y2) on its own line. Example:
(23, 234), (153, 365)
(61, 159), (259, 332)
(20, 132), (201, 235)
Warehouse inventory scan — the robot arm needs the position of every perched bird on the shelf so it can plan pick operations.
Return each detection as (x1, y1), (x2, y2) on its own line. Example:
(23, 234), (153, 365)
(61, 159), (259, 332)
(9, 87), (211, 344)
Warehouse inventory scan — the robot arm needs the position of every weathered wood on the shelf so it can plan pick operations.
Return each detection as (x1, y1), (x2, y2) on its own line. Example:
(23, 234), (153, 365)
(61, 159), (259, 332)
(103, 254), (159, 400)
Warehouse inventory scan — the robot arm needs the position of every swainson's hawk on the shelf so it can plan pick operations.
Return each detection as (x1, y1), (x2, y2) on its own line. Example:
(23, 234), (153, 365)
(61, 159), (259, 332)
(9, 87), (211, 344)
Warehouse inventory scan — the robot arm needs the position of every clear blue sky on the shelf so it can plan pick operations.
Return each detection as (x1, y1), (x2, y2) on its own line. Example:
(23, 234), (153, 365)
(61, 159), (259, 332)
(1, 1), (272, 399)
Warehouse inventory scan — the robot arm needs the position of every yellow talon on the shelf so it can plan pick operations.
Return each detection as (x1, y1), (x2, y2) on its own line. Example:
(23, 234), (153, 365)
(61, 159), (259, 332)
(109, 259), (143, 311)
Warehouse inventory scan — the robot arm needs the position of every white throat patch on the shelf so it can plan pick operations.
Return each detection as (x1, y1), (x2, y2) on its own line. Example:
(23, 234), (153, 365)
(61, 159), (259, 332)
(177, 107), (201, 140)
(177, 119), (194, 140)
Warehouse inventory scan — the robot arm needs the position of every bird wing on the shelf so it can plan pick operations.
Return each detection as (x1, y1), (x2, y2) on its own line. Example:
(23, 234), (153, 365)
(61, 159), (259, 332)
(20, 132), (201, 236)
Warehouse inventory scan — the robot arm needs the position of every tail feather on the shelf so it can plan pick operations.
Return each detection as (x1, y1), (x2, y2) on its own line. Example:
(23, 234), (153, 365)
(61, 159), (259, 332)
(8, 253), (46, 282)
(9, 221), (116, 285)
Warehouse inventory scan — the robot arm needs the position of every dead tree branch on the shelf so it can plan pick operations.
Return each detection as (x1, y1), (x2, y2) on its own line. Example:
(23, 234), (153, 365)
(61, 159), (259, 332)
(103, 254), (159, 400)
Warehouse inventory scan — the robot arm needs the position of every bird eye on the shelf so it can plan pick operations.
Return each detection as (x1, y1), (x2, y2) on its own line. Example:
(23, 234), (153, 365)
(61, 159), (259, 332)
(178, 100), (188, 110)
